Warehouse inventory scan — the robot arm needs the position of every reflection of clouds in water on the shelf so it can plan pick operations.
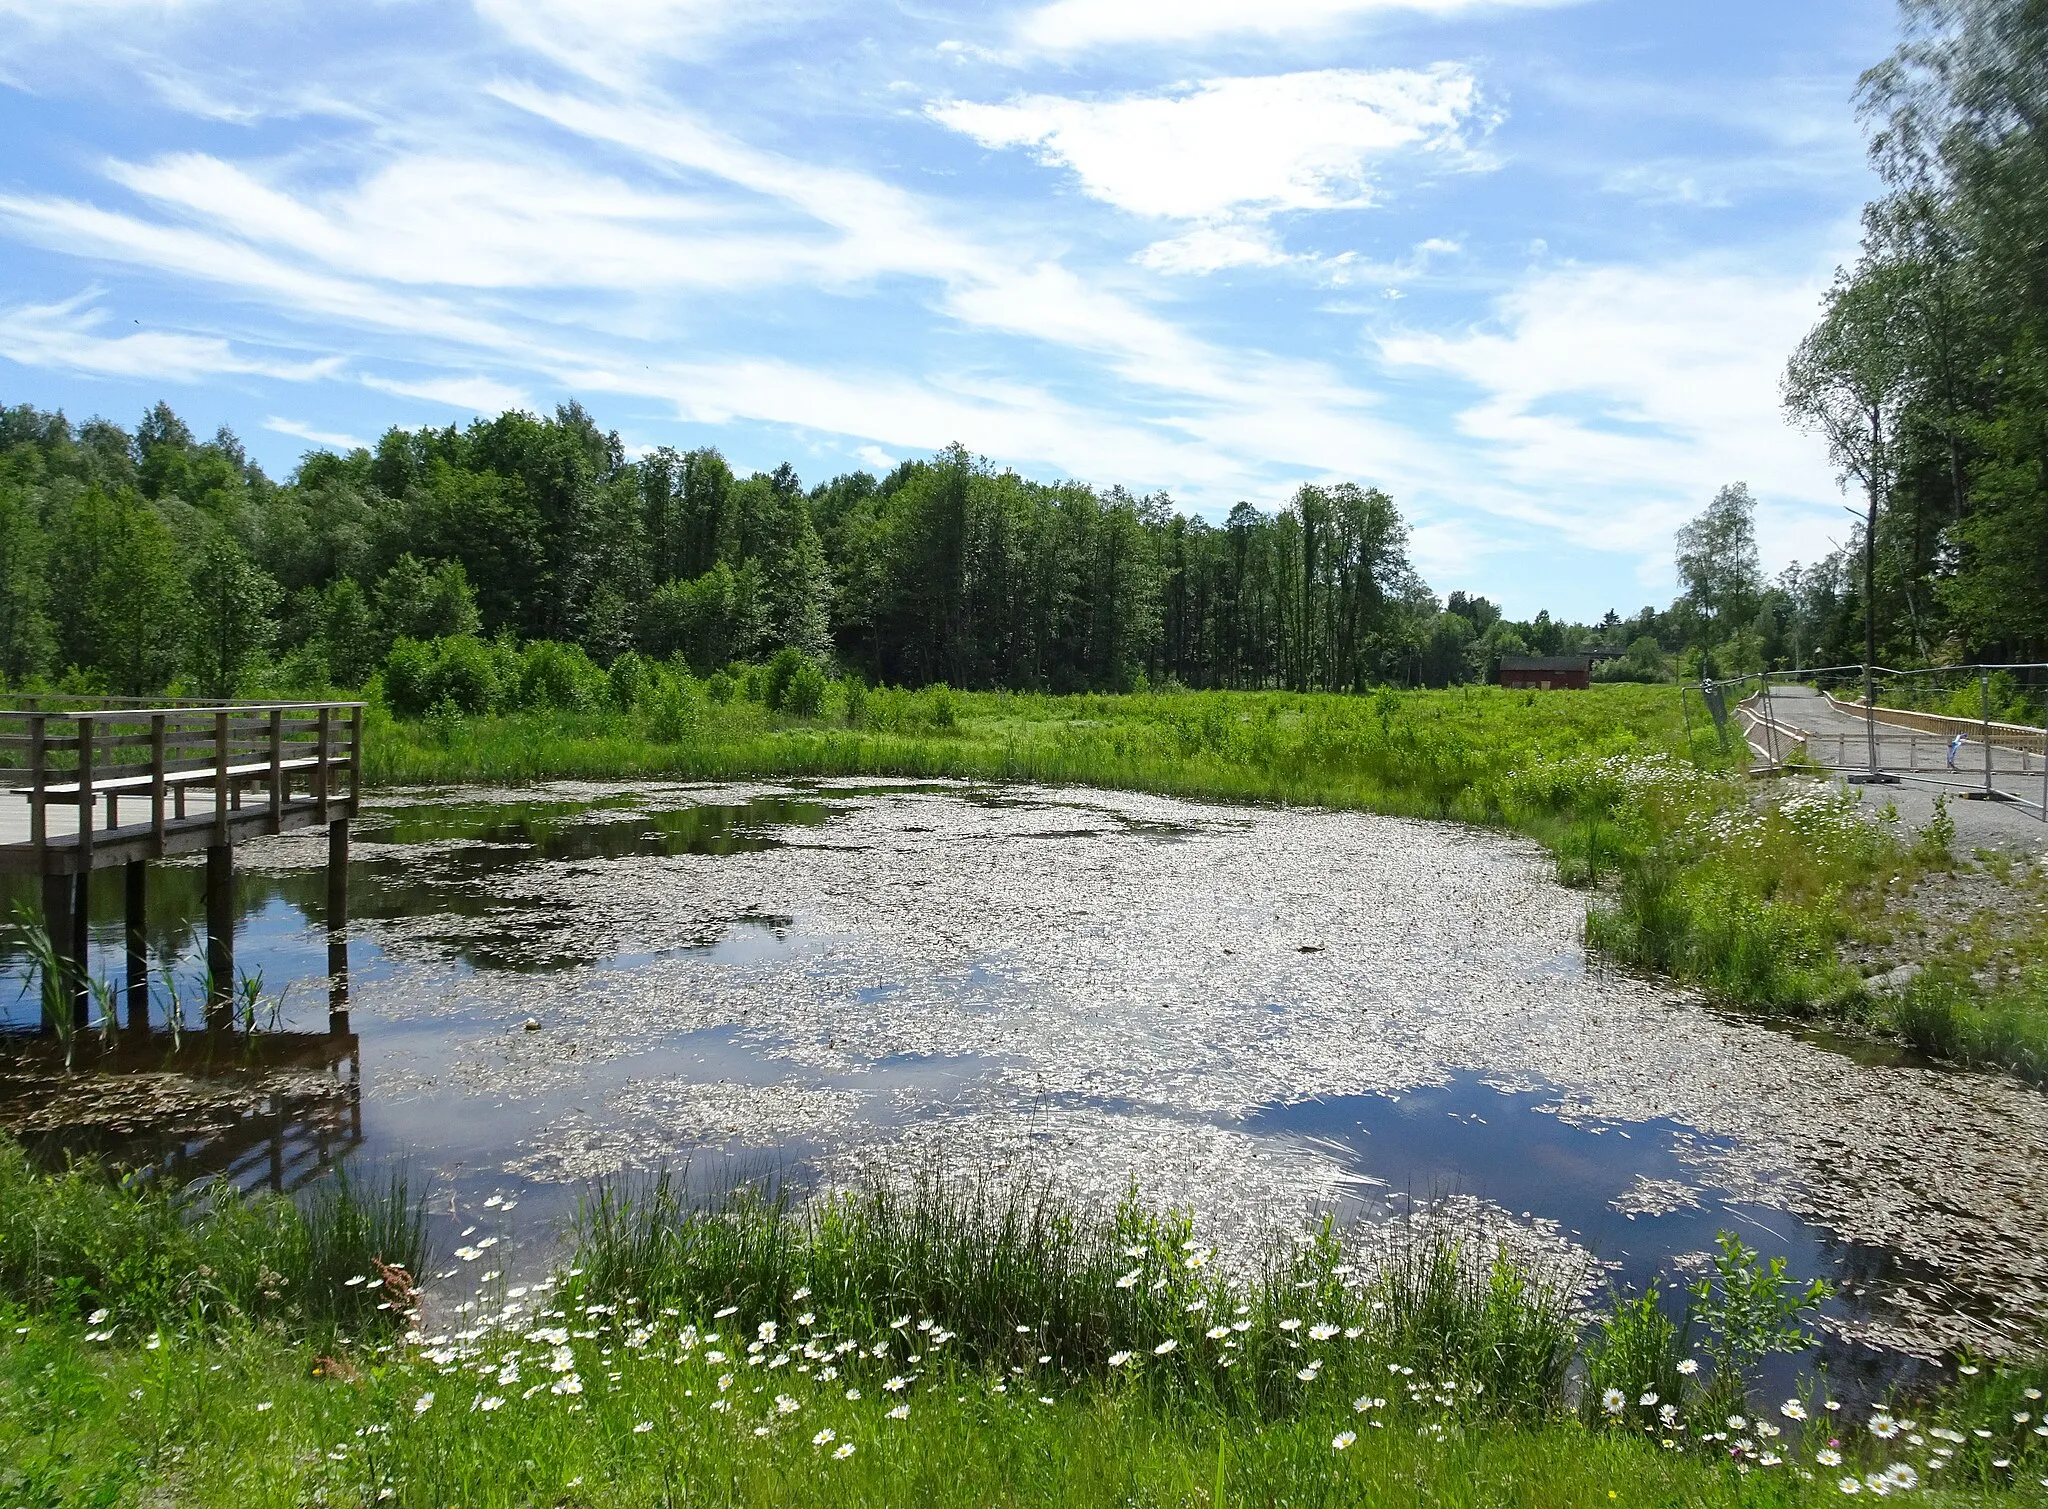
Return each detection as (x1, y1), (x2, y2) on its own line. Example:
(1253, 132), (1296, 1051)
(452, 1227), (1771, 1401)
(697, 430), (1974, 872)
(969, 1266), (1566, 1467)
(66, 777), (2048, 1363)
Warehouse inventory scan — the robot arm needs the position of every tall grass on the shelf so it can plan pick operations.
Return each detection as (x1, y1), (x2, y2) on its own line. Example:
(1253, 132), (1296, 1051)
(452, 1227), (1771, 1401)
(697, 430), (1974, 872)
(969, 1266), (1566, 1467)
(0, 1143), (428, 1338)
(568, 1164), (1579, 1424)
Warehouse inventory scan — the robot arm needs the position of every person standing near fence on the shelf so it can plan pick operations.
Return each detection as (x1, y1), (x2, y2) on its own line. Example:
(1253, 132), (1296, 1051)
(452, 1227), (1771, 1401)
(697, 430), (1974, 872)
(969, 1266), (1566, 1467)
(1948, 730), (1968, 771)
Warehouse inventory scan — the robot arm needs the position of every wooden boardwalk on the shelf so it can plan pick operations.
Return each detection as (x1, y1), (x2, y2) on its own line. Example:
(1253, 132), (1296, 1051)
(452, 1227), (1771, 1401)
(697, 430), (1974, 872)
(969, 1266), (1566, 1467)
(2, 695), (364, 1035)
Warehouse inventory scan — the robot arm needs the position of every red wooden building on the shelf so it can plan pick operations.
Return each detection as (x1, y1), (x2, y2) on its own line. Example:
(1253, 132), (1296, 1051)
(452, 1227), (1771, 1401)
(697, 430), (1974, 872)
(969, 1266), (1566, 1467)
(1497, 654), (1593, 690)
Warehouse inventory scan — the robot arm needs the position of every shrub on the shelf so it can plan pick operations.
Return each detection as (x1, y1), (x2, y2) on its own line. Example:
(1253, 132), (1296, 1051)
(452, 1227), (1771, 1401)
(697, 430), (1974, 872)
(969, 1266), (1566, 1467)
(784, 661), (827, 717)
(645, 670), (703, 744)
(515, 640), (605, 712)
(926, 683), (959, 731)
(382, 635), (501, 719)
(606, 649), (647, 711)
(763, 647), (806, 711)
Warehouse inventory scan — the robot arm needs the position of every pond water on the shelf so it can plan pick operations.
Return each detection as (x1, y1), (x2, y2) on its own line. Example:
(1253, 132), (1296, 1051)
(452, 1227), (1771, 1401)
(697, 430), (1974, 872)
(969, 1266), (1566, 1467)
(4, 778), (2045, 1399)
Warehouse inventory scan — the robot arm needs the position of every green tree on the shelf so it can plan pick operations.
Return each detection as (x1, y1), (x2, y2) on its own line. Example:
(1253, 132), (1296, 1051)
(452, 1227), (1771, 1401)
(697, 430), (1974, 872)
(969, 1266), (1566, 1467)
(187, 530), (280, 697)
(0, 485), (52, 682)
(1673, 483), (1765, 652)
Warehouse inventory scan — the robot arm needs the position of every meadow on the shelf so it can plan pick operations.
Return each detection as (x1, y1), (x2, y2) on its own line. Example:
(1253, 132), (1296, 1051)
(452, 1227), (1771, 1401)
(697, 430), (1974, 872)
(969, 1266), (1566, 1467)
(5, 1144), (2047, 1507)
(359, 668), (2048, 1082)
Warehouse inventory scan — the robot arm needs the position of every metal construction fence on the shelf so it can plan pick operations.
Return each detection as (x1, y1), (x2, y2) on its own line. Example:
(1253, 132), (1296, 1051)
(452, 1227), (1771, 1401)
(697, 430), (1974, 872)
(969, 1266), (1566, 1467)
(1697, 663), (2048, 821)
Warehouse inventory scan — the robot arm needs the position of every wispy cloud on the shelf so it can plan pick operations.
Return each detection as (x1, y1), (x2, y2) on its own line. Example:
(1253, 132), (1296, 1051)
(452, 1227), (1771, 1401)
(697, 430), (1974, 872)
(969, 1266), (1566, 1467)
(0, 292), (340, 383)
(264, 415), (366, 449)
(930, 68), (1485, 221)
(361, 372), (534, 416)
(1011, 0), (1579, 52)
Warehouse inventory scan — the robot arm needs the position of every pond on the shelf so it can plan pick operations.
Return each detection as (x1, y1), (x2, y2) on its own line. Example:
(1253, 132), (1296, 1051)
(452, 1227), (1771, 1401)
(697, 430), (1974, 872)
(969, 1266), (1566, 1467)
(4, 778), (2045, 1400)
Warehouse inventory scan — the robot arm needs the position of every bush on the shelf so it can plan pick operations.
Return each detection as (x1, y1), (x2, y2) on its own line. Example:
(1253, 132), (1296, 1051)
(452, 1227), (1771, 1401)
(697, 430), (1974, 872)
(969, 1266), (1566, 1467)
(515, 640), (606, 712)
(606, 649), (647, 712)
(762, 647), (810, 712)
(926, 683), (959, 731)
(645, 669), (703, 743)
(785, 662), (827, 717)
(382, 635), (502, 719)
(842, 671), (869, 728)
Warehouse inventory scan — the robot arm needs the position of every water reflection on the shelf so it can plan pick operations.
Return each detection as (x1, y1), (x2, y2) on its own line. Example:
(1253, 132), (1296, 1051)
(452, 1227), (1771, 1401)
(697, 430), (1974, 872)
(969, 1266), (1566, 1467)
(0, 1029), (362, 1194)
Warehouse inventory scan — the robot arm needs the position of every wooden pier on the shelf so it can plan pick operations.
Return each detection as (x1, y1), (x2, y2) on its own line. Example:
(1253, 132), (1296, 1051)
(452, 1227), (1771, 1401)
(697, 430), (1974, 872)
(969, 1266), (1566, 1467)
(1, 695), (364, 1034)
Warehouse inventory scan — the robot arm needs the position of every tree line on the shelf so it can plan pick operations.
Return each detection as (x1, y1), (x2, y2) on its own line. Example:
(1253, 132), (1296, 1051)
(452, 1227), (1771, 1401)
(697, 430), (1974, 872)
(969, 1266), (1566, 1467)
(0, 399), (1679, 703)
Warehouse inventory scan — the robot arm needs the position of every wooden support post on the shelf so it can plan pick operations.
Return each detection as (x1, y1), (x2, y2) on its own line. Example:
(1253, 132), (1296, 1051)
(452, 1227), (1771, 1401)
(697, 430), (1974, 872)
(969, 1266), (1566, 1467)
(314, 706), (331, 821)
(348, 704), (363, 817)
(69, 871), (89, 1031)
(327, 817), (350, 1033)
(206, 843), (233, 1028)
(150, 714), (166, 855)
(125, 860), (149, 1036)
(76, 714), (94, 868)
(213, 710), (230, 844)
(268, 708), (284, 832)
(29, 712), (46, 851)
(39, 873), (69, 1036)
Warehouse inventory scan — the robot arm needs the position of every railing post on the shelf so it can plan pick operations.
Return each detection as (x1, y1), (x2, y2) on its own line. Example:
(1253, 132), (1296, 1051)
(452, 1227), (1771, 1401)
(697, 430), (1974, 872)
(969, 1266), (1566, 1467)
(269, 707), (284, 833)
(1983, 671), (1994, 796)
(348, 704), (363, 818)
(76, 714), (94, 866)
(28, 713), (45, 852)
(213, 710), (230, 843)
(314, 706), (331, 820)
(151, 714), (166, 854)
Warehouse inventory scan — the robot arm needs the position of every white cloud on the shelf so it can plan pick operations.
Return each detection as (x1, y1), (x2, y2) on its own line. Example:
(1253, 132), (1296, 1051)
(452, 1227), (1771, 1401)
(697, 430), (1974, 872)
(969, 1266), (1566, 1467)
(931, 67), (1482, 221)
(0, 293), (340, 383)
(474, 0), (756, 84)
(855, 444), (896, 471)
(1138, 225), (1295, 274)
(362, 373), (533, 416)
(264, 416), (366, 450)
(1014, 0), (1575, 52)
(1379, 256), (1847, 561)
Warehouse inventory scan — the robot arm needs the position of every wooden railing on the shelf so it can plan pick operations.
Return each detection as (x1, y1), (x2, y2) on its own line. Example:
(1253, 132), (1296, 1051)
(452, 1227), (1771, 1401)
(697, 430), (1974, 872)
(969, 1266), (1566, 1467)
(0, 696), (364, 873)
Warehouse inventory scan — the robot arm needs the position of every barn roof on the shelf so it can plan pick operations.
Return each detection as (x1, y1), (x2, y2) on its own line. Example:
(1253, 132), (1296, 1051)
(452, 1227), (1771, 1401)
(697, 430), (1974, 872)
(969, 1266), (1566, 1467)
(1498, 655), (1595, 672)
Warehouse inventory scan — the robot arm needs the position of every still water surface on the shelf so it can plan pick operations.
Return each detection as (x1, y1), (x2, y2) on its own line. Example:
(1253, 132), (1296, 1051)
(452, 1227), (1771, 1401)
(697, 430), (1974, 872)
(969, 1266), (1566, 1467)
(3, 779), (2044, 1397)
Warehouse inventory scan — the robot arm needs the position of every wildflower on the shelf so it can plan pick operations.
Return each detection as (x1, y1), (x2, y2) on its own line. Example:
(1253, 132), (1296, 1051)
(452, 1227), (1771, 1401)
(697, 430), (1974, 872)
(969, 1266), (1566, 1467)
(1838, 1478), (1861, 1495)
(775, 1395), (801, 1415)
(551, 1376), (583, 1396)
(1116, 1270), (1141, 1289)
(714, 1305), (737, 1319)
(891, 1316), (910, 1330)
(1958, 1365), (1979, 1376)
(1728, 1415), (1747, 1431)
(1038, 1396), (1053, 1405)
(1332, 1431), (1357, 1451)
(1298, 1368), (1319, 1382)
(145, 1334), (161, 1351)
(1639, 1392), (1658, 1407)
(1154, 1339), (1178, 1356)
(884, 1375), (911, 1391)
(1279, 1318), (1301, 1332)
(481, 1397), (504, 1412)
(791, 1286), (810, 1301)
(717, 1374), (734, 1392)
(1603, 1388), (1627, 1416)
(797, 1313), (815, 1328)
(1869, 1414), (1899, 1440)
(812, 1428), (835, 1447)
(758, 1321), (778, 1345)
(1880, 1465), (1917, 1491)
(1818, 1449), (1843, 1467)
(1185, 1249), (1211, 1269)
(2026, 1389), (2043, 1401)
(1783, 1401), (1809, 1422)
(1309, 1323), (1339, 1341)
(633, 1421), (653, 1434)
(1108, 1352), (1132, 1368)
(1206, 1325), (1231, 1341)
(753, 1426), (770, 1438)
(255, 1401), (273, 1413)
(1344, 1326), (1364, 1340)
(845, 1388), (860, 1401)
(1659, 1404), (1678, 1426)
(87, 1308), (109, 1325)
(1676, 1359), (1699, 1376)
(709, 1399), (731, 1413)
(833, 1442), (855, 1459)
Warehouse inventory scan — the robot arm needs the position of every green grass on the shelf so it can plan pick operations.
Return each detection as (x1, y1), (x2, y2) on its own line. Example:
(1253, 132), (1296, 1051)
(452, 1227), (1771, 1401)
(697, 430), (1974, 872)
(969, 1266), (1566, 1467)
(4, 1154), (2045, 1507)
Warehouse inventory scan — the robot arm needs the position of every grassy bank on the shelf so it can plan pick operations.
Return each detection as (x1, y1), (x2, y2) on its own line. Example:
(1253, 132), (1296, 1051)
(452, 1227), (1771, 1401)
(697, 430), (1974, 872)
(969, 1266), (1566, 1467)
(358, 678), (2048, 1080)
(4, 1150), (2045, 1506)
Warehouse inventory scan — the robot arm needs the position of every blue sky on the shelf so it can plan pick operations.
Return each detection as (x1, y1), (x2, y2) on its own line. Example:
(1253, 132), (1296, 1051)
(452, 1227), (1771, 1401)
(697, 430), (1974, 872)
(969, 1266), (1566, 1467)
(0, 0), (1894, 619)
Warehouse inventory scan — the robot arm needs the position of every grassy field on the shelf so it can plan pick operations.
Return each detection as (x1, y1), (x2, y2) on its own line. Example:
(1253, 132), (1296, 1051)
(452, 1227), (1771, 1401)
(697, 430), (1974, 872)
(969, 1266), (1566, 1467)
(360, 677), (2048, 1080)
(4, 1146), (2046, 1507)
